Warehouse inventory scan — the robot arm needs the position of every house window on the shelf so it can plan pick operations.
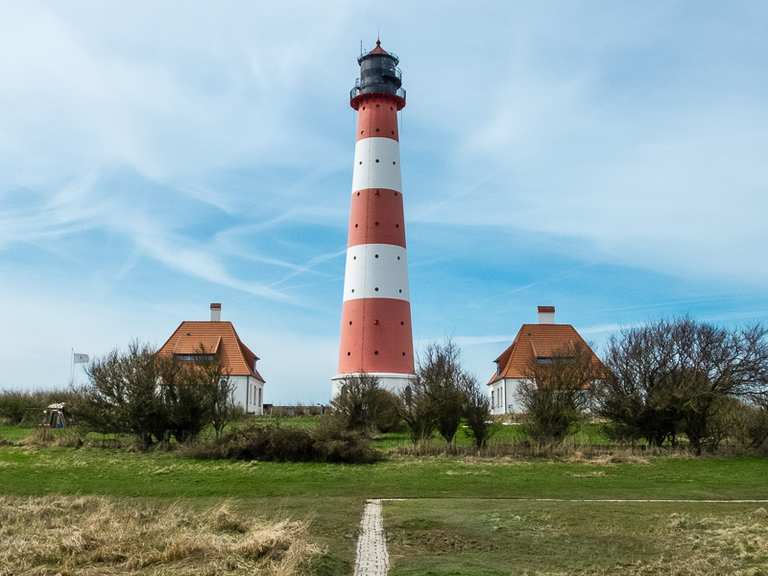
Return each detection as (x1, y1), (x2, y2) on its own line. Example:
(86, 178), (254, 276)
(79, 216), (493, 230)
(174, 353), (215, 363)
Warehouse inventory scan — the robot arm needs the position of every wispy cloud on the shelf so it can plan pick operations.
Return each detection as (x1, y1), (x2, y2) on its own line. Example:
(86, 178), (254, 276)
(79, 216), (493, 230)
(1, 2), (767, 401)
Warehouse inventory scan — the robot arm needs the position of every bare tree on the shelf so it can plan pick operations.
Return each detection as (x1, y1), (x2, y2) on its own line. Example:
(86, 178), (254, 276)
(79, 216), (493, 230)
(593, 322), (684, 446)
(331, 374), (382, 432)
(398, 379), (435, 444)
(463, 375), (495, 449)
(157, 355), (211, 443)
(196, 357), (234, 441)
(671, 320), (768, 453)
(417, 340), (470, 445)
(78, 342), (239, 446)
(595, 318), (768, 453)
(79, 341), (167, 448)
(518, 342), (602, 442)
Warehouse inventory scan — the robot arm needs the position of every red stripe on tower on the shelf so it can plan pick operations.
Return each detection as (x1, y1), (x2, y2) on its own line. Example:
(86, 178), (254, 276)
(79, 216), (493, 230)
(332, 40), (415, 396)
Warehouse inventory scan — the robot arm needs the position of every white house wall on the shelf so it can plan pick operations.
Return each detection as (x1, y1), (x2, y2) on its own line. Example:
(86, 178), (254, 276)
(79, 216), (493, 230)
(489, 378), (524, 415)
(229, 375), (264, 416)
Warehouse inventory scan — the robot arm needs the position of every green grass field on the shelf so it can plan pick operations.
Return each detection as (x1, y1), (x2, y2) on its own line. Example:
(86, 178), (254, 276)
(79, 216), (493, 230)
(0, 424), (35, 441)
(385, 499), (768, 575)
(1, 422), (767, 574)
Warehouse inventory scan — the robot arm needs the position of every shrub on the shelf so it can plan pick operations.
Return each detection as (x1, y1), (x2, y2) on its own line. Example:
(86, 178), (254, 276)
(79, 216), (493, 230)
(0, 389), (81, 426)
(732, 401), (768, 452)
(187, 419), (379, 464)
(464, 377), (495, 449)
(331, 375), (404, 434)
(75, 341), (237, 448)
(370, 389), (404, 433)
(331, 374), (381, 432)
(416, 340), (471, 445)
(313, 417), (379, 463)
(398, 380), (435, 443)
(517, 343), (598, 443)
(76, 342), (167, 448)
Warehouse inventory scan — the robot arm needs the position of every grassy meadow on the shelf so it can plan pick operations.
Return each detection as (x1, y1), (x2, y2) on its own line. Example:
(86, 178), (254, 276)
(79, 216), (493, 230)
(385, 499), (768, 575)
(1, 420), (767, 574)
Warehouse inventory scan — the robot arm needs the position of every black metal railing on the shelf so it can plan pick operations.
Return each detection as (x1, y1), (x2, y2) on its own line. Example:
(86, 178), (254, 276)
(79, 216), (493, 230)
(350, 85), (406, 104)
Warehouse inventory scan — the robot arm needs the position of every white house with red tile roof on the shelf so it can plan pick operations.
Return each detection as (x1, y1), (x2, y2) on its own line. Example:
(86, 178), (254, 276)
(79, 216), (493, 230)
(158, 303), (265, 415)
(487, 306), (603, 415)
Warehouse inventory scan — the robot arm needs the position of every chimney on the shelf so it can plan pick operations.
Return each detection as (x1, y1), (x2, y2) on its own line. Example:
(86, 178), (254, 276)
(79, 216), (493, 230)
(210, 303), (222, 322)
(537, 305), (555, 324)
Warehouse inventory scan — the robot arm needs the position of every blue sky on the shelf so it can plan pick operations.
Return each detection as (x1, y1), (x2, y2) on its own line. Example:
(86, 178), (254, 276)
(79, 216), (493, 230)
(1, 1), (767, 402)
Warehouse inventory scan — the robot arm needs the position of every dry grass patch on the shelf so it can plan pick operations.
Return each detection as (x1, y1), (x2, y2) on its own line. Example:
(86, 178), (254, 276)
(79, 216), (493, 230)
(0, 496), (318, 576)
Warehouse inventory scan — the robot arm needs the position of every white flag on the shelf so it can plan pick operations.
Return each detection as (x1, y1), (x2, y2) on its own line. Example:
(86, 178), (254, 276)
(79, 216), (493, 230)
(73, 353), (89, 364)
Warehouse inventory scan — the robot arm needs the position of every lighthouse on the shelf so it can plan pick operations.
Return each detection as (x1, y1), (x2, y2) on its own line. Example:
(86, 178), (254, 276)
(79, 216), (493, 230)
(332, 39), (415, 396)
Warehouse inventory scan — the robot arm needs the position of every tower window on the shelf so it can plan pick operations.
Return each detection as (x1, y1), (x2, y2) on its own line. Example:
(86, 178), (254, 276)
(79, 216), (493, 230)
(375, 159), (380, 163)
(375, 221), (380, 226)
(354, 224), (359, 228)
(397, 256), (401, 260)
(400, 321), (405, 326)
(374, 254), (379, 258)
(347, 352), (351, 356)
(374, 350), (379, 355)
(359, 161), (362, 165)
(360, 130), (364, 135)
(395, 224), (400, 228)
(375, 128), (380, 132)
(392, 161), (397, 165)
(349, 321), (353, 326)
(399, 289), (403, 293)
(374, 287), (379, 292)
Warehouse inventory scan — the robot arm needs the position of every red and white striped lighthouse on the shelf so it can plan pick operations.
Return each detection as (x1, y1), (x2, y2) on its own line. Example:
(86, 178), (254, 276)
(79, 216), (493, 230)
(332, 39), (415, 395)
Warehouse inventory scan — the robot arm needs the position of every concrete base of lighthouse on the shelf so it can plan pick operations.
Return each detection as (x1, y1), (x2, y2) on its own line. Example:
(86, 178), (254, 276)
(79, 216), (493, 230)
(331, 372), (417, 399)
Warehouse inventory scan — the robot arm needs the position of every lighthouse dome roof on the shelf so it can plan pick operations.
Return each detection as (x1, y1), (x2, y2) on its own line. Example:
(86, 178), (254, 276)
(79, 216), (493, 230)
(359, 38), (399, 65)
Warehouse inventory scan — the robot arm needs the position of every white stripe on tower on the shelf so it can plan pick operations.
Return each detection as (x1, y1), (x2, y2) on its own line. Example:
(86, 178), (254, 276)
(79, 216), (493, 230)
(351, 137), (402, 192)
(343, 244), (409, 301)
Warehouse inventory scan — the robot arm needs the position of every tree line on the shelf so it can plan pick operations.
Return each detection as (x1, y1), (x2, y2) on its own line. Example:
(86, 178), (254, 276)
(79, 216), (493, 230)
(333, 318), (768, 454)
(3, 316), (766, 457)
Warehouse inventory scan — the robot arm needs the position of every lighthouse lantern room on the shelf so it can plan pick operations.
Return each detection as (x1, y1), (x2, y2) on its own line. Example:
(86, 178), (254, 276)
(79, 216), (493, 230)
(332, 40), (415, 397)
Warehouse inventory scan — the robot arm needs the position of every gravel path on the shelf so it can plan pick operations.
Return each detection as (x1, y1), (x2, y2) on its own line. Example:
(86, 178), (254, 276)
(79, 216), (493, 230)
(353, 499), (389, 576)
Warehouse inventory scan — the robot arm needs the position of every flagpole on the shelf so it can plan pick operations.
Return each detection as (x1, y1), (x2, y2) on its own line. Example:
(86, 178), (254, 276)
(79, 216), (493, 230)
(70, 347), (75, 387)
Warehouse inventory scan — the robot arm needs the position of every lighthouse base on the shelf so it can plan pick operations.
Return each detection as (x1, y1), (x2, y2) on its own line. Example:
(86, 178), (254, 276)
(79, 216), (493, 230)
(330, 372), (417, 400)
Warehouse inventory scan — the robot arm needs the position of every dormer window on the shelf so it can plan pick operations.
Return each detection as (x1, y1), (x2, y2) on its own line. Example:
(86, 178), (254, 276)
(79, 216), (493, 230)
(536, 355), (575, 365)
(174, 353), (215, 363)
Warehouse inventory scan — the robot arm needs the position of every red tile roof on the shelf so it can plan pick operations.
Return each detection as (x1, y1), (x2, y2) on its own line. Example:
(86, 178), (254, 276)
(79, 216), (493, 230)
(488, 323), (603, 385)
(158, 321), (264, 382)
